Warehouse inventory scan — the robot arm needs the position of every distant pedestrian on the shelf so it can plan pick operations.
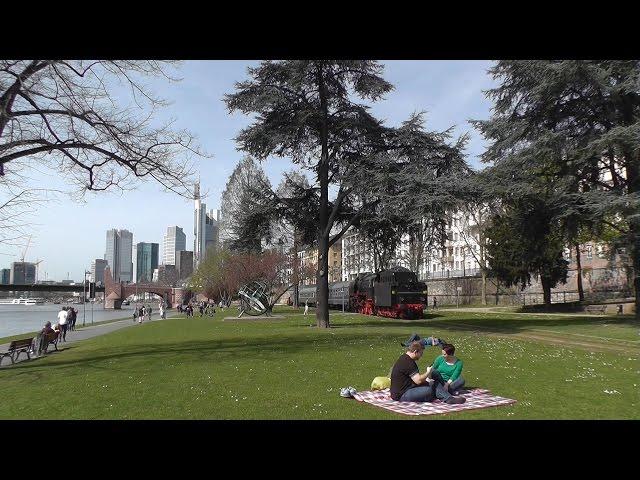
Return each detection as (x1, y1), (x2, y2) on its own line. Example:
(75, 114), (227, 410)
(138, 305), (144, 324)
(133, 307), (138, 323)
(304, 301), (309, 316)
(57, 306), (68, 342)
(67, 307), (75, 331)
(432, 297), (437, 310)
(146, 305), (152, 321)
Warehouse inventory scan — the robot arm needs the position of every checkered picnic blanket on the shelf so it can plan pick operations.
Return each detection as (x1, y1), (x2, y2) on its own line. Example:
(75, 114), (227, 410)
(351, 388), (516, 416)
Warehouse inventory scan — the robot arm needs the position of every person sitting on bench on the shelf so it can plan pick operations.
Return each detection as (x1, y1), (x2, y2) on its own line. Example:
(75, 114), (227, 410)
(36, 321), (55, 355)
(401, 332), (446, 348)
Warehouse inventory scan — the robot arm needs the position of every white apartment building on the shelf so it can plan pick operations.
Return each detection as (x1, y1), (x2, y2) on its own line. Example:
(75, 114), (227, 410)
(341, 228), (376, 281)
(340, 210), (484, 281)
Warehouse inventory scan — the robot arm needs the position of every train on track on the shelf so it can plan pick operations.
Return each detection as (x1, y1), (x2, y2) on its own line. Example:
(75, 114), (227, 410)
(297, 266), (427, 319)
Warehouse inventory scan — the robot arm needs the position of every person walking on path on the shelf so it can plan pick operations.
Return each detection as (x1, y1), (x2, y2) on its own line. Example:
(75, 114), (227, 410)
(57, 306), (69, 342)
(138, 305), (145, 324)
(69, 307), (77, 331)
(432, 297), (437, 310)
(304, 301), (309, 316)
(133, 306), (138, 323)
(146, 305), (152, 321)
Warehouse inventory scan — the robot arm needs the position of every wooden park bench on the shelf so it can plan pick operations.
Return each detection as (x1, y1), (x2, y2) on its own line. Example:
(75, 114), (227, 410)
(41, 331), (59, 354)
(0, 337), (35, 366)
(585, 305), (607, 314)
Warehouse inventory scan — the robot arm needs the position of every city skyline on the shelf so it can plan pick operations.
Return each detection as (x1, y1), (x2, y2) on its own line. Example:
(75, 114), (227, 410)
(0, 60), (495, 280)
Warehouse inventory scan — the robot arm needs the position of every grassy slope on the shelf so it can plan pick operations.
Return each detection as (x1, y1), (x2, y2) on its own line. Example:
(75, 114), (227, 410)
(0, 308), (638, 419)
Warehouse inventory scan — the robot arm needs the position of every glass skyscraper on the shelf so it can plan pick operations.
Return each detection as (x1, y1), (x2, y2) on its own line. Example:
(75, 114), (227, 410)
(136, 242), (159, 284)
(105, 229), (133, 283)
(193, 182), (219, 269)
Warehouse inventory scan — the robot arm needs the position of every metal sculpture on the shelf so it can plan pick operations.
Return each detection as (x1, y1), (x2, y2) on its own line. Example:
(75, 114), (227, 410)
(237, 281), (270, 317)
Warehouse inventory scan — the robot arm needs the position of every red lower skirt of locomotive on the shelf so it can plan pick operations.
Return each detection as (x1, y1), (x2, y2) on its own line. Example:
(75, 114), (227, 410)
(352, 297), (424, 319)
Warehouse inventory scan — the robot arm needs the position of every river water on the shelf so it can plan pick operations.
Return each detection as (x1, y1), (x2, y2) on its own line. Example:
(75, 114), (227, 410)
(0, 304), (137, 338)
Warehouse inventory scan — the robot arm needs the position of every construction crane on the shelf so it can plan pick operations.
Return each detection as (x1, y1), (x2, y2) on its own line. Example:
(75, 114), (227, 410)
(34, 259), (43, 283)
(20, 235), (32, 263)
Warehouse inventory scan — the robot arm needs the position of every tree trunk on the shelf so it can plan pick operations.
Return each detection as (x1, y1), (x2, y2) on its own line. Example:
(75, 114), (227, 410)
(481, 269), (487, 306)
(315, 64), (330, 328)
(292, 231), (299, 308)
(316, 229), (330, 328)
(575, 243), (584, 302)
(541, 275), (552, 306)
(631, 219), (640, 321)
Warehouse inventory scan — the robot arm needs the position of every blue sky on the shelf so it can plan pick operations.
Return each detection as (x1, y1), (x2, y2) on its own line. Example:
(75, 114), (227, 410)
(0, 60), (496, 281)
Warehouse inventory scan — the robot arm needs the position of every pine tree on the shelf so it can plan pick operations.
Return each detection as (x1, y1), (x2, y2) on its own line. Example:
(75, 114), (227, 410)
(225, 61), (393, 327)
(474, 60), (640, 315)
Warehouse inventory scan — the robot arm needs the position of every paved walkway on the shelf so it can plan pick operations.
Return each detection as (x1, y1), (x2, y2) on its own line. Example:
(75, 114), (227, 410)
(0, 315), (173, 368)
(437, 306), (615, 317)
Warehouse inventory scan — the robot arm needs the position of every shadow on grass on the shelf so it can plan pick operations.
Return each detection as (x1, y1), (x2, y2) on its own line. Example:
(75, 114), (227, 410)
(4, 331), (407, 376)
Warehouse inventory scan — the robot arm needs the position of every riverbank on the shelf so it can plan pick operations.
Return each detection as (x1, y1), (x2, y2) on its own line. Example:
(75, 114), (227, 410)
(0, 303), (146, 339)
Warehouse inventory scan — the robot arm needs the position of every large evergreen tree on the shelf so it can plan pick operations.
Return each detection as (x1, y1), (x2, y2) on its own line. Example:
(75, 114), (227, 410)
(225, 61), (393, 328)
(474, 60), (640, 316)
(485, 195), (569, 305)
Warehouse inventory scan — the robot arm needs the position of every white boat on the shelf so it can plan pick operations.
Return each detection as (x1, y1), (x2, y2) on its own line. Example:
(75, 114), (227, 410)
(0, 297), (46, 305)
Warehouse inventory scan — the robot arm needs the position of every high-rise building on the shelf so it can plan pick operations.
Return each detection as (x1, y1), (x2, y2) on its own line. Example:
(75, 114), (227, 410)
(163, 226), (186, 266)
(132, 244), (138, 283)
(136, 242), (159, 284)
(91, 259), (108, 285)
(105, 229), (134, 282)
(175, 250), (194, 281)
(156, 264), (178, 286)
(1, 268), (11, 284)
(193, 182), (220, 269)
(10, 262), (36, 284)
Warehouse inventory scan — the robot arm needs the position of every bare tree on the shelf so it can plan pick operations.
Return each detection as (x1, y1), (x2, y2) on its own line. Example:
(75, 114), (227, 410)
(0, 60), (207, 245)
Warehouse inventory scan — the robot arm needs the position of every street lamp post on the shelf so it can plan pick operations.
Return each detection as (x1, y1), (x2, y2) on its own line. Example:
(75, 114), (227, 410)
(82, 270), (91, 326)
(82, 271), (86, 326)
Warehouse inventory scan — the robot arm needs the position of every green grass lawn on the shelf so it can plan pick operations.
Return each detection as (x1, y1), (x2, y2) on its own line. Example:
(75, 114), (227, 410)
(0, 307), (638, 419)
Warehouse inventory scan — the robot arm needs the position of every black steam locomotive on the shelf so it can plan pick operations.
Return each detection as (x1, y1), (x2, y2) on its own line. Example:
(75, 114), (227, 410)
(298, 266), (427, 319)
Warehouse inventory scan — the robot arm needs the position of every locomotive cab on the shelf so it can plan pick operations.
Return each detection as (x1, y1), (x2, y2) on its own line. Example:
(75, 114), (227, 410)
(373, 267), (427, 318)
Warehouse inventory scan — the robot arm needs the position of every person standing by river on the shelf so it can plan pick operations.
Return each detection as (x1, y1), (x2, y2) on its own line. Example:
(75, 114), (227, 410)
(57, 306), (68, 342)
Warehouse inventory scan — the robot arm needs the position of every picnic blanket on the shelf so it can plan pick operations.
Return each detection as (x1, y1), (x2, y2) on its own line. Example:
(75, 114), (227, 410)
(351, 388), (516, 416)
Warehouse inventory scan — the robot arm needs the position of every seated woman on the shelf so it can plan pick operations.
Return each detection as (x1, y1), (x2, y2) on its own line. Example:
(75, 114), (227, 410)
(36, 321), (56, 355)
(401, 332), (446, 348)
(430, 343), (466, 404)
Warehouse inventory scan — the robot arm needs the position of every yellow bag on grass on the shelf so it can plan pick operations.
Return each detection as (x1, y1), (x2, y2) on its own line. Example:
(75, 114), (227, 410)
(371, 376), (391, 390)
